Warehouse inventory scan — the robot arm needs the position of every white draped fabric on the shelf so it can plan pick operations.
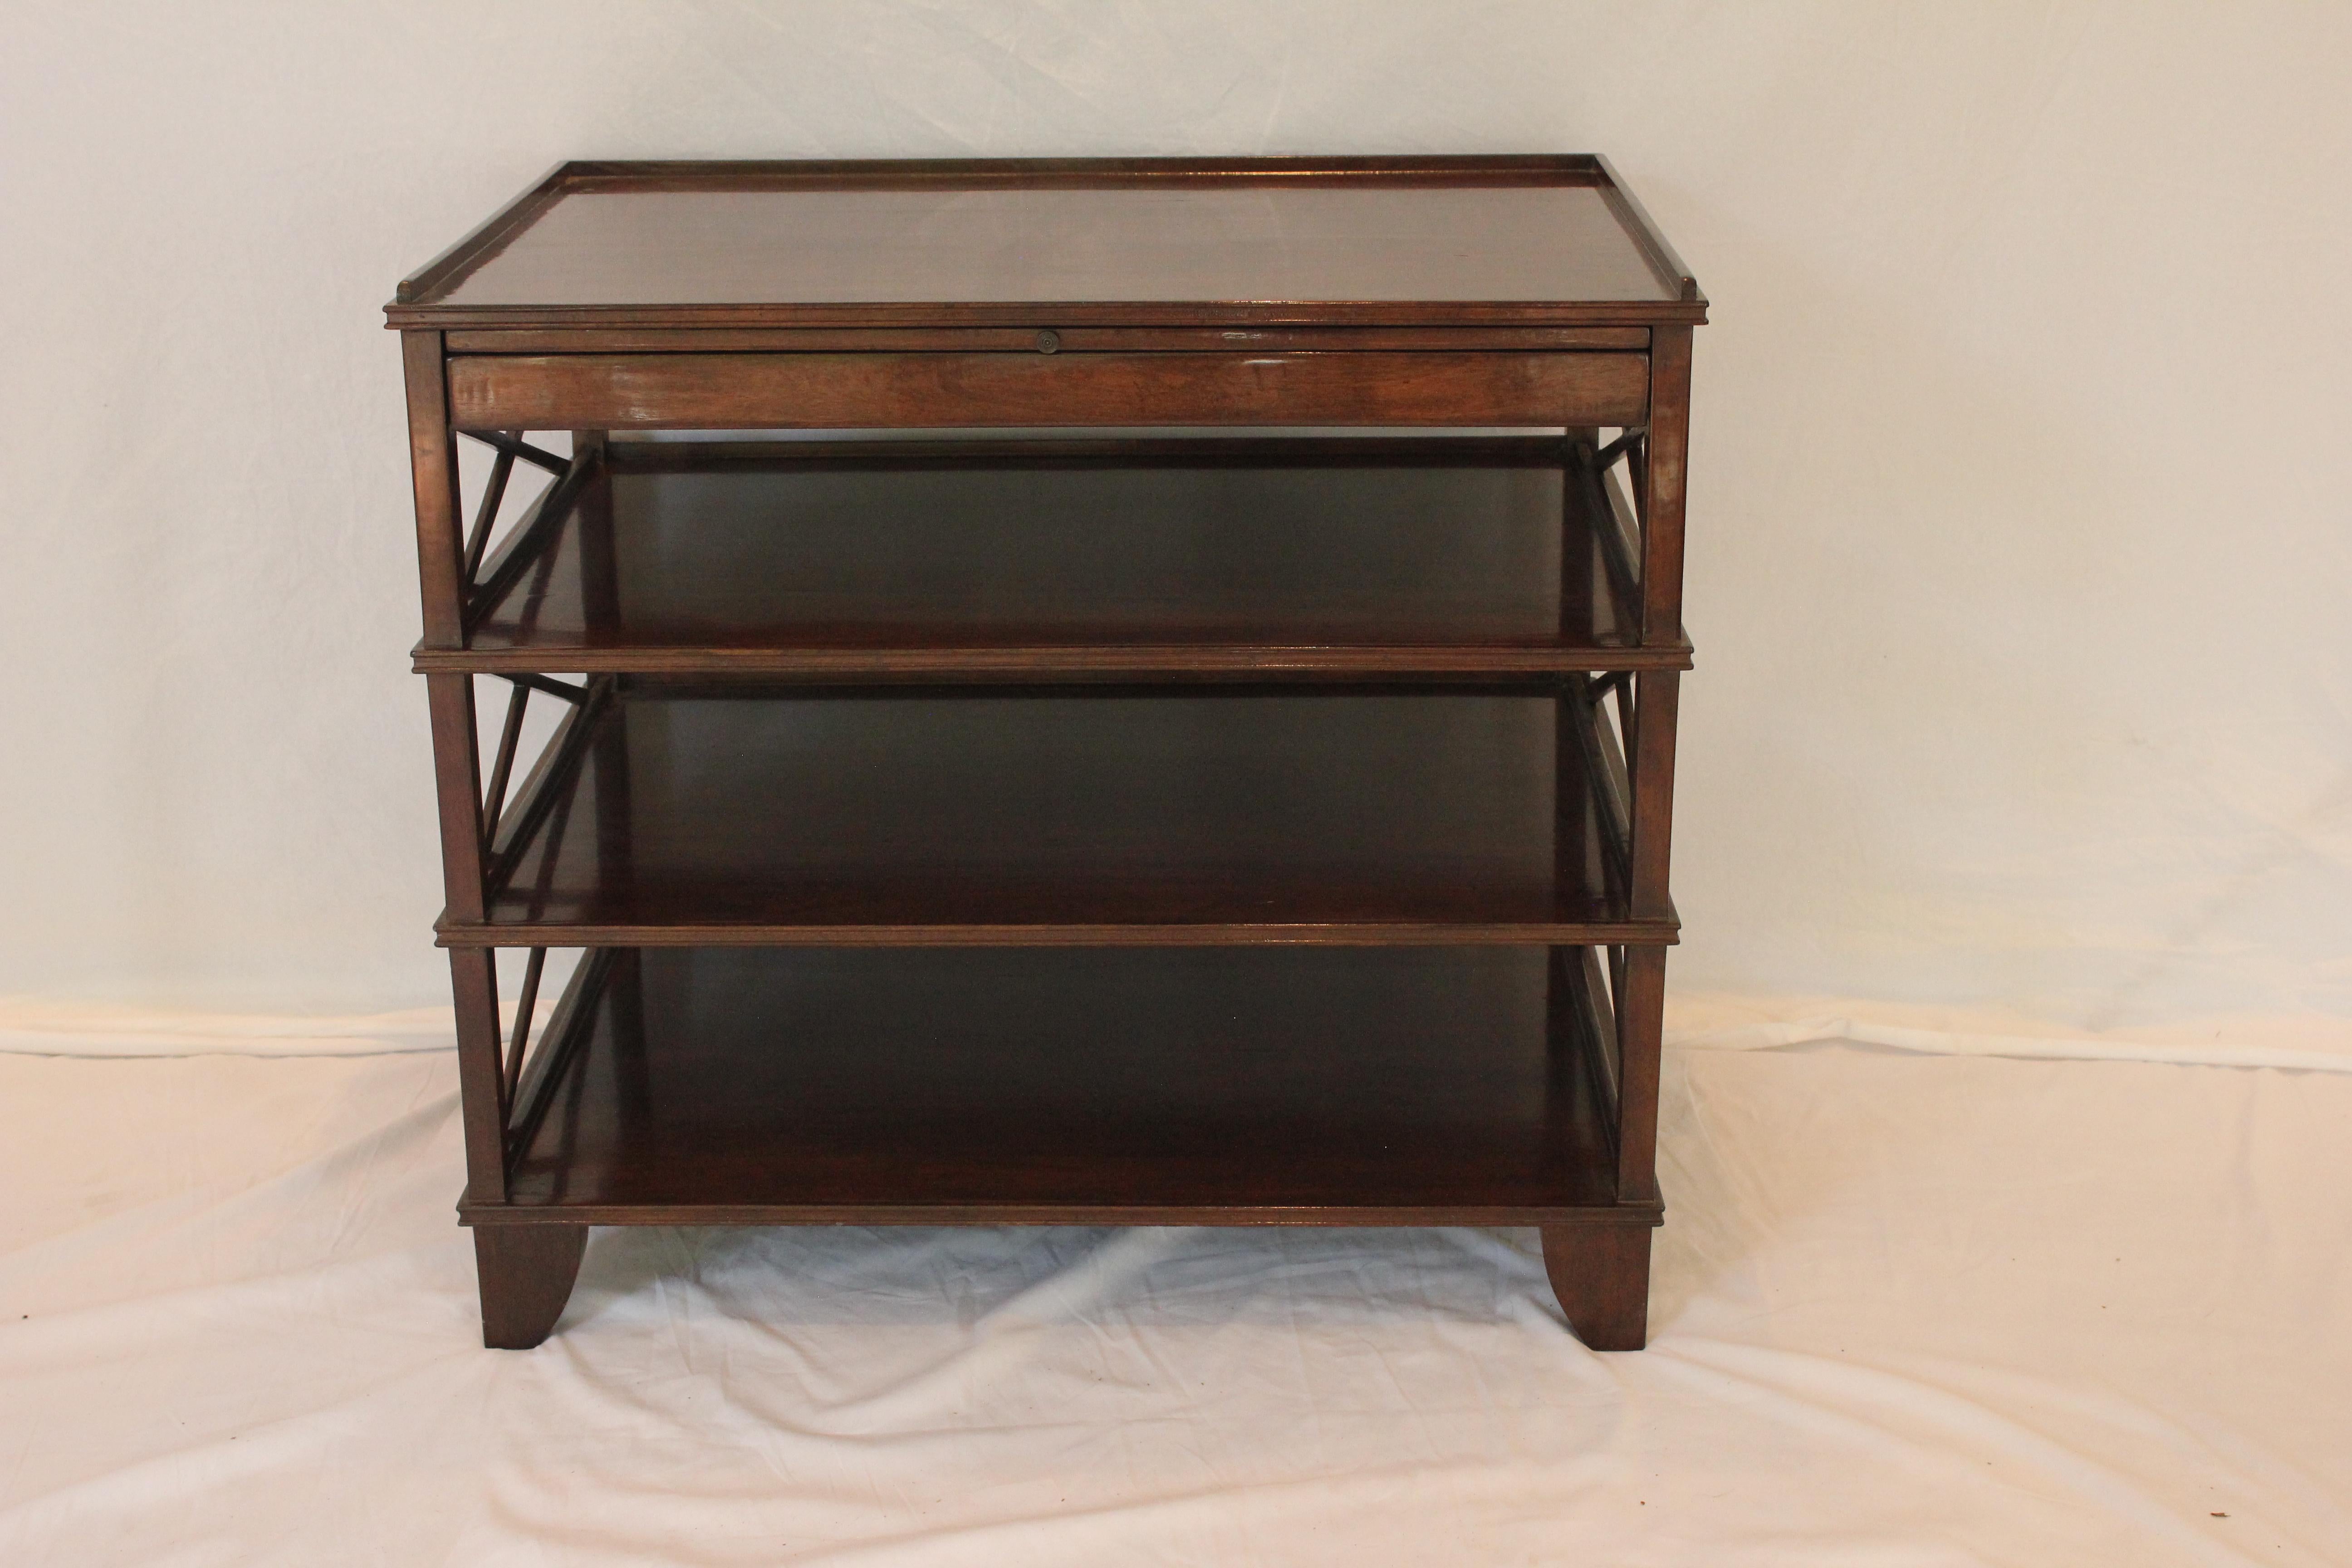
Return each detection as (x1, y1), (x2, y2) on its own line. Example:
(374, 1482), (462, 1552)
(3, 1006), (2345, 1566)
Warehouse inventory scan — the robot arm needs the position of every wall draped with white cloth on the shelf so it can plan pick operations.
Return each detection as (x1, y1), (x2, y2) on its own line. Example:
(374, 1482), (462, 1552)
(0, 0), (2344, 1030)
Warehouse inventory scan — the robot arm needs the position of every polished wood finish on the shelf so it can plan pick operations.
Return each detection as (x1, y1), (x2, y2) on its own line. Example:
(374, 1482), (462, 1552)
(446, 352), (1650, 432)
(446, 946), (510, 1206)
(421, 435), (1688, 679)
(1641, 326), (1695, 641)
(473, 1223), (586, 1349)
(390, 157), (1704, 333)
(1628, 671), (1682, 923)
(1610, 945), (1671, 1205)
(423, 674), (489, 923)
(478, 948), (1643, 1224)
(393, 157), (1702, 1352)
(451, 687), (1667, 948)
(1541, 1222), (1656, 1351)
(401, 332), (466, 647)
(431, 185), (1671, 309)
(445, 326), (1652, 354)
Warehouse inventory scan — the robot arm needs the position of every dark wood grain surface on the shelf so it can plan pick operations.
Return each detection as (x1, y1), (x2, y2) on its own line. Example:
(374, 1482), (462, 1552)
(400, 156), (1701, 1348)
(436, 185), (1676, 308)
(442, 325), (1653, 354)
(483, 946), (1633, 1222)
(431, 435), (1687, 677)
(445, 352), (1650, 431)
(452, 687), (1661, 946)
(387, 158), (1707, 332)
(1542, 1222), (1656, 1350)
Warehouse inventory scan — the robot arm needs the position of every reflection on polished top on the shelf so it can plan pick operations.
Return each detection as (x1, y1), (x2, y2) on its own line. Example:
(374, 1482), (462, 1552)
(439, 184), (1682, 307)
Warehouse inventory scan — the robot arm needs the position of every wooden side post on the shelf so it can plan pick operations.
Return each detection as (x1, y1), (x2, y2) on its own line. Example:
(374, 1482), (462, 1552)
(1639, 324), (1692, 643)
(401, 331), (467, 647)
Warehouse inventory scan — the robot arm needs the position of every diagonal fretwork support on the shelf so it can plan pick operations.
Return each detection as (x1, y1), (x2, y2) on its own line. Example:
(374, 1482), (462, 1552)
(474, 674), (592, 859)
(1594, 427), (1644, 473)
(454, 946), (617, 1192)
(454, 429), (562, 598)
(479, 680), (531, 852)
(445, 427), (603, 637)
(499, 946), (548, 1109)
(1573, 431), (1647, 619)
(1547, 944), (1623, 1158)
(1597, 440), (1645, 574)
(504, 948), (616, 1166)
(1563, 673), (1635, 903)
(506, 673), (588, 705)
(463, 428), (570, 477)
(466, 444), (602, 633)
(459, 445), (515, 585)
(484, 675), (614, 896)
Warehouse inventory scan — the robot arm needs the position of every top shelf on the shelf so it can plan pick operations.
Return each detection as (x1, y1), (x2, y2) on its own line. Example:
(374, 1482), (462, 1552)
(387, 157), (1705, 331)
(417, 432), (1686, 679)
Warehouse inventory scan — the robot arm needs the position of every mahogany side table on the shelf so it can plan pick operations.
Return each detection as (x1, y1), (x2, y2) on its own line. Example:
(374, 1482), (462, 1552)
(387, 156), (1704, 1349)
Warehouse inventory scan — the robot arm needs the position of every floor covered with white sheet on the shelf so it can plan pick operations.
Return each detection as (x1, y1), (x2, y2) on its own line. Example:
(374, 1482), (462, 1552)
(2, 1007), (2347, 1566)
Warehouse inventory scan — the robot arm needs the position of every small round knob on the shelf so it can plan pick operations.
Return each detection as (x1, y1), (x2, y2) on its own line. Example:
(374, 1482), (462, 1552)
(1034, 329), (1061, 354)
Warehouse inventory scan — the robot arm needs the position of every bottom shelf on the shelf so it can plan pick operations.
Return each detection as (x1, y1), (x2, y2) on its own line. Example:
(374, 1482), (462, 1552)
(479, 947), (1645, 1225)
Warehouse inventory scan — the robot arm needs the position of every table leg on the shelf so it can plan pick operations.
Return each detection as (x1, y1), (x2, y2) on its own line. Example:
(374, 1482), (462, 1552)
(473, 1225), (587, 1349)
(1540, 1223), (1652, 1351)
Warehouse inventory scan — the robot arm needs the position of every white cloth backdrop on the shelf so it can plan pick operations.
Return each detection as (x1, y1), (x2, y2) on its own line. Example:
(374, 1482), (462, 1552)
(3, 4), (2349, 1564)
(0, 0), (2344, 1019)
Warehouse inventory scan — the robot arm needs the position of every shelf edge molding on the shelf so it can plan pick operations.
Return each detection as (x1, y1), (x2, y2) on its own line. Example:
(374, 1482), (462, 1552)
(436, 919), (1679, 948)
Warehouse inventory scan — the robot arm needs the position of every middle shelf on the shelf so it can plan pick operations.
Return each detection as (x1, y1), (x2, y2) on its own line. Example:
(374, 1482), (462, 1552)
(446, 682), (1666, 947)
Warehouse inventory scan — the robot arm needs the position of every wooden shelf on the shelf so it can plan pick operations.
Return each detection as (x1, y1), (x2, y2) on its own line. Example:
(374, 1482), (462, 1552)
(449, 685), (1665, 946)
(477, 947), (1642, 1225)
(420, 436), (1683, 679)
